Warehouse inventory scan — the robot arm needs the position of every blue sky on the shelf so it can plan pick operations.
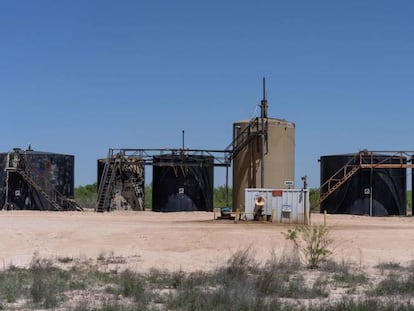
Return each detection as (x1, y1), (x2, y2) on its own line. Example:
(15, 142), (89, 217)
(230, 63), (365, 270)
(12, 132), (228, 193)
(1, 1), (413, 188)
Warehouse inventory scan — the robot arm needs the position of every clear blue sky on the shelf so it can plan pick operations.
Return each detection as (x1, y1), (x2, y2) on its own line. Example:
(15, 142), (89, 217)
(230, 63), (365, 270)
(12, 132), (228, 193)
(1, 1), (413, 188)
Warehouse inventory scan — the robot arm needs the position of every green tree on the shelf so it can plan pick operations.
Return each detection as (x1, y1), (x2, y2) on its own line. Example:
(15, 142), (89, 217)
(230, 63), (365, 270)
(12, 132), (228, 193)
(74, 183), (97, 209)
(145, 184), (152, 210)
(214, 185), (232, 208)
(309, 188), (320, 211)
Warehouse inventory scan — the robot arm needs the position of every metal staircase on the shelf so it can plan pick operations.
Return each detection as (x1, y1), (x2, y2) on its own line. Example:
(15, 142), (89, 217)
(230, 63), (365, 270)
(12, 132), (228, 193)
(96, 150), (121, 212)
(226, 117), (266, 161)
(14, 170), (63, 211)
(312, 152), (363, 210)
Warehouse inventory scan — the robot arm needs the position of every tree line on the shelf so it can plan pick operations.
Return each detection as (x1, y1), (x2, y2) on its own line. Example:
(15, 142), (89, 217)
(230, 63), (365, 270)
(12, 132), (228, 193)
(74, 184), (232, 210)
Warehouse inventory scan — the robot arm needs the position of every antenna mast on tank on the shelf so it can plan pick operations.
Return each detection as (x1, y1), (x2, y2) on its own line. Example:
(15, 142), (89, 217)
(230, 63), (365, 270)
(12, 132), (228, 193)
(182, 130), (185, 151)
(260, 77), (268, 188)
(261, 77), (268, 119)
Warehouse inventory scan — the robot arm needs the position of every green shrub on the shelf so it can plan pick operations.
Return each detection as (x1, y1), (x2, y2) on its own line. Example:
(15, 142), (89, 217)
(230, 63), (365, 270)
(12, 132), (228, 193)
(283, 225), (333, 269)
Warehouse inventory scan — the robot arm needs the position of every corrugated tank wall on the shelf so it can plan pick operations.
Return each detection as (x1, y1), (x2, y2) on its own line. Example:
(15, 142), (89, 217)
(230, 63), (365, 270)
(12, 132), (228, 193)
(232, 118), (295, 212)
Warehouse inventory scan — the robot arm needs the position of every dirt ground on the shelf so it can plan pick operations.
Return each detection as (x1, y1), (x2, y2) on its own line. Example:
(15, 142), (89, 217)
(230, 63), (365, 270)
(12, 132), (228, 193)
(1, 210), (414, 273)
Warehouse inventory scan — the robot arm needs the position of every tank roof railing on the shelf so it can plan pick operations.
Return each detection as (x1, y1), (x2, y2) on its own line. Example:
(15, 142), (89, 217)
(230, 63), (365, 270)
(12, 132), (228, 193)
(104, 148), (232, 167)
(358, 150), (414, 169)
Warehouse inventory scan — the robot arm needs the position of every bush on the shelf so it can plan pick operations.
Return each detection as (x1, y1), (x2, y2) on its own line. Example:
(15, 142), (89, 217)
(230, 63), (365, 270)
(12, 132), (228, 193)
(283, 225), (332, 269)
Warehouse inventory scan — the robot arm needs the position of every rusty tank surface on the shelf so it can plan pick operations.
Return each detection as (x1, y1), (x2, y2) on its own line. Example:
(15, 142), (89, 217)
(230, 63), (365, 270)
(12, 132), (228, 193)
(0, 147), (76, 211)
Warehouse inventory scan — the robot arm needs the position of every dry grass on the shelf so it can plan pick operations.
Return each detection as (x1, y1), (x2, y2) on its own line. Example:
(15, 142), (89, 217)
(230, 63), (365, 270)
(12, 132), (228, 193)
(1, 250), (414, 310)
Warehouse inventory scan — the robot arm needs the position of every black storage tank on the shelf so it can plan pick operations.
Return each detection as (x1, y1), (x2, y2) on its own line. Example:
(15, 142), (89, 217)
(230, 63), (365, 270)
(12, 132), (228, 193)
(0, 148), (74, 211)
(152, 154), (214, 212)
(410, 155), (414, 216)
(320, 153), (406, 216)
(412, 156), (414, 215)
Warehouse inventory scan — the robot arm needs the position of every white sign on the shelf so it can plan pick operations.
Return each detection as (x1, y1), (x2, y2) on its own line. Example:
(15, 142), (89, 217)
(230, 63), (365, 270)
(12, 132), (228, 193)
(284, 181), (294, 186)
(282, 205), (292, 212)
(178, 188), (184, 194)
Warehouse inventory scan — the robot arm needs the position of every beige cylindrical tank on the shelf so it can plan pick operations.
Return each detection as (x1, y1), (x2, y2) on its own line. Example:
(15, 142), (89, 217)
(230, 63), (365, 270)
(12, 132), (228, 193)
(232, 118), (295, 212)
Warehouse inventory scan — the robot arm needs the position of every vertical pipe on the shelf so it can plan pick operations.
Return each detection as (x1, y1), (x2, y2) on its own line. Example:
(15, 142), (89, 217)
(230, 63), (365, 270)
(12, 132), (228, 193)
(302, 176), (308, 224)
(249, 127), (254, 188)
(411, 156), (414, 216)
(232, 124), (235, 210)
(260, 77), (267, 188)
(225, 163), (229, 208)
(232, 124), (236, 151)
(260, 118), (265, 188)
(4, 171), (9, 209)
(369, 152), (373, 217)
(4, 153), (10, 209)
(182, 130), (185, 150)
(370, 172), (373, 216)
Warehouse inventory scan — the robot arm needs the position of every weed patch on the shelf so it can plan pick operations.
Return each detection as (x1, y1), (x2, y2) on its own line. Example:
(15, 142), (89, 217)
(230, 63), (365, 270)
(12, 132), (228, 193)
(372, 272), (414, 296)
(58, 256), (74, 264)
(0, 266), (30, 303)
(4, 251), (414, 310)
(375, 261), (404, 272)
(30, 256), (70, 308)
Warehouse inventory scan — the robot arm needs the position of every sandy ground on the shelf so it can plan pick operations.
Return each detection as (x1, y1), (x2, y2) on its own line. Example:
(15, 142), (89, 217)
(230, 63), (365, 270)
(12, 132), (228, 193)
(1, 210), (414, 273)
